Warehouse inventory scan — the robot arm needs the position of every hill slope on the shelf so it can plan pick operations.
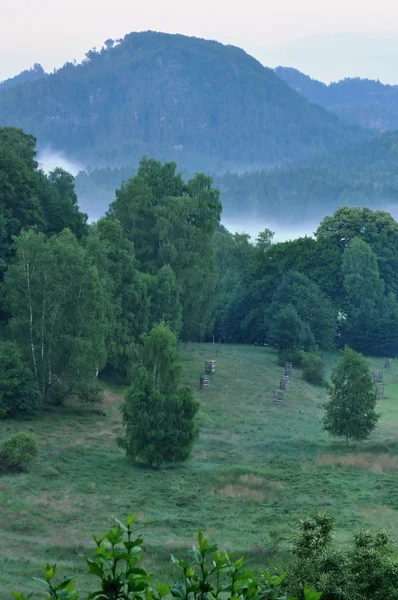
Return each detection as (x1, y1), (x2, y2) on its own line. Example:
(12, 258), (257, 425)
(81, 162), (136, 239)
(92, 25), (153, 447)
(275, 66), (398, 131)
(1, 343), (397, 594)
(0, 31), (365, 170)
(0, 64), (46, 91)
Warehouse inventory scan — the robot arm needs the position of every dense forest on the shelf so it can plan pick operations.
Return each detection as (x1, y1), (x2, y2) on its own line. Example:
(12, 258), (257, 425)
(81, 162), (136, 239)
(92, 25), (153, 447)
(0, 32), (367, 171)
(3, 126), (398, 406)
(74, 130), (398, 222)
(276, 66), (398, 131)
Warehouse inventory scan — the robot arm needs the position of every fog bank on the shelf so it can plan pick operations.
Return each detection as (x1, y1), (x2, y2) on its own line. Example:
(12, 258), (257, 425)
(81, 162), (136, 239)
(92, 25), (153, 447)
(222, 218), (317, 242)
(37, 148), (85, 176)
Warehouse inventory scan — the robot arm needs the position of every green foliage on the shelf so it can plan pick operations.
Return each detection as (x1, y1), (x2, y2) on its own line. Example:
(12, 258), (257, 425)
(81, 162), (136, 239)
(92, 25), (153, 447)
(268, 272), (337, 350)
(12, 514), (319, 600)
(120, 323), (199, 466)
(301, 353), (325, 386)
(286, 511), (398, 600)
(0, 432), (38, 471)
(0, 127), (87, 277)
(110, 157), (221, 341)
(317, 206), (398, 297)
(277, 348), (305, 368)
(3, 229), (109, 404)
(85, 217), (149, 374)
(269, 305), (315, 352)
(340, 237), (398, 356)
(0, 341), (41, 417)
(323, 347), (379, 443)
(0, 32), (364, 172)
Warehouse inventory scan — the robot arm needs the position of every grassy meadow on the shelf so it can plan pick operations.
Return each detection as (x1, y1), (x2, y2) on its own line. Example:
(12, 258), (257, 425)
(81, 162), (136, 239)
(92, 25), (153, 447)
(1, 343), (398, 597)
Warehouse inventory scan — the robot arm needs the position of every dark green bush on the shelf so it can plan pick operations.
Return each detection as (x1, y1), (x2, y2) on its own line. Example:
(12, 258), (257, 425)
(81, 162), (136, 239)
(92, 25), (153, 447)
(301, 352), (325, 385)
(0, 432), (39, 471)
(285, 512), (398, 600)
(0, 341), (41, 418)
(277, 347), (305, 368)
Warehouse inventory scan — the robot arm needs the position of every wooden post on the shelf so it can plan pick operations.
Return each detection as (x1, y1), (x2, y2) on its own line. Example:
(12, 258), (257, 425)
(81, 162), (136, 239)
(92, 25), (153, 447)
(205, 360), (216, 374)
(373, 370), (383, 382)
(273, 390), (284, 404)
(280, 375), (289, 390)
(384, 358), (392, 369)
(285, 362), (293, 376)
(376, 382), (384, 399)
(200, 375), (210, 389)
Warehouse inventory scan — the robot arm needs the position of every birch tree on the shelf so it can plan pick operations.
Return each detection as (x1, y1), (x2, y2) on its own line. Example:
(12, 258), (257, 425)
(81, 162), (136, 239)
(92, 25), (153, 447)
(3, 228), (109, 404)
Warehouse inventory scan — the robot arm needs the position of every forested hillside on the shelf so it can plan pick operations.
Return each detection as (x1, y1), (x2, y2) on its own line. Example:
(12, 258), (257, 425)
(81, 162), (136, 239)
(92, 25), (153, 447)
(74, 130), (398, 222)
(0, 31), (366, 170)
(275, 66), (398, 131)
(0, 64), (46, 91)
(2, 125), (398, 598)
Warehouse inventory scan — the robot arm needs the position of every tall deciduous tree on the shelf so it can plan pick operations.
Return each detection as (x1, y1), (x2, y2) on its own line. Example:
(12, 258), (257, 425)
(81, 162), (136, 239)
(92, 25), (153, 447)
(316, 207), (398, 296)
(3, 229), (109, 404)
(323, 346), (379, 443)
(268, 271), (337, 350)
(85, 217), (149, 374)
(119, 322), (199, 466)
(109, 157), (222, 341)
(341, 238), (398, 355)
(268, 304), (315, 352)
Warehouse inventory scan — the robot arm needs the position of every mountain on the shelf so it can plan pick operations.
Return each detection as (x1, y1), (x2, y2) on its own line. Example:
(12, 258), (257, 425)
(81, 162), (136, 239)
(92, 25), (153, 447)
(264, 33), (398, 84)
(74, 131), (398, 223)
(0, 31), (366, 171)
(275, 67), (398, 131)
(0, 64), (46, 91)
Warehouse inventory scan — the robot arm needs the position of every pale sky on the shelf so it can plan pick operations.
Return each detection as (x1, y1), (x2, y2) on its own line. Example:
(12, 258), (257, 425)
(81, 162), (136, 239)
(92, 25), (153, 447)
(1, 0), (398, 83)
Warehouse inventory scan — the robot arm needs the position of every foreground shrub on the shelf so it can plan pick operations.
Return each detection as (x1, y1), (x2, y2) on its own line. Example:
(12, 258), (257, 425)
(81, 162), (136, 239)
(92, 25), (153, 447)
(0, 341), (41, 418)
(301, 352), (325, 385)
(285, 512), (398, 600)
(0, 432), (38, 471)
(12, 513), (320, 600)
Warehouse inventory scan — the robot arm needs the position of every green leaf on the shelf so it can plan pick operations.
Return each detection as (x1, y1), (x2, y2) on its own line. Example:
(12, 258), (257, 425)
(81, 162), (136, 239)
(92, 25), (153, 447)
(126, 513), (137, 526)
(156, 583), (170, 598)
(303, 589), (323, 600)
(87, 559), (103, 578)
(45, 563), (57, 581)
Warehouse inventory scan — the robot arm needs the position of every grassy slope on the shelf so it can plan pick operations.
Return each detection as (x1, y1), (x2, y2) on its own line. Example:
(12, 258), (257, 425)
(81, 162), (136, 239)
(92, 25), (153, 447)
(1, 344), (397, 597)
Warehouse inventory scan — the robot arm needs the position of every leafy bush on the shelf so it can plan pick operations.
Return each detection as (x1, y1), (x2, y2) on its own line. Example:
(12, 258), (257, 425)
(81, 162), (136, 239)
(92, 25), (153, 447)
(0, 432), (39, 471)
(277, 347), (305, 368)
(301, 352), (325, 385)
(12, 513), (320, 600)
(0, 341), (41, 418)
(285, 512), (398, 600)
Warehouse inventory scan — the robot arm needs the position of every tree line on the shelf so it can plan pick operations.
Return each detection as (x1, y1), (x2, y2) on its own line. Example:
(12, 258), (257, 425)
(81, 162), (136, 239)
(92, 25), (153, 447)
(1, 126), (396, 457)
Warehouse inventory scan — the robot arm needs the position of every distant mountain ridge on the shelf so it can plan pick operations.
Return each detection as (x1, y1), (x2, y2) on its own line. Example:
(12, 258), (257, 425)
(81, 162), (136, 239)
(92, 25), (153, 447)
(275, 66), (398, 131)
(0, 31), (366, 171)
(0, 64), (46, 91)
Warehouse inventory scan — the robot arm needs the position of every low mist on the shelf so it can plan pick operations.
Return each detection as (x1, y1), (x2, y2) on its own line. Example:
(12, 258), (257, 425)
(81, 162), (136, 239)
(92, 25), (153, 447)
(222, 217), (317, 243)
(37, 148), (85, 177)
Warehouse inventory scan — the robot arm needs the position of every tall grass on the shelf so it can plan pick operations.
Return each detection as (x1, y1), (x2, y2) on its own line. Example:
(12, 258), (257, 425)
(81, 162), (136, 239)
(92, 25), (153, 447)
(0, 344), (397, 598)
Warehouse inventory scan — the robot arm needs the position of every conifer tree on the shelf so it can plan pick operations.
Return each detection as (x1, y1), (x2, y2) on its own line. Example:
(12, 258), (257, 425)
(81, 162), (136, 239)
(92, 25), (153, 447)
(119, 322), (199, 466)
